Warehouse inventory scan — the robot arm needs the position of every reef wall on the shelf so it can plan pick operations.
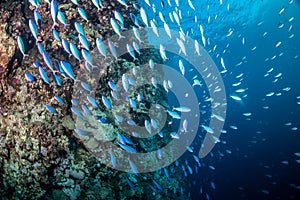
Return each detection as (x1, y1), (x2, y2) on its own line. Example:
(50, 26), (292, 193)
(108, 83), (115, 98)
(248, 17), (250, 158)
(0, 0), (187, 199)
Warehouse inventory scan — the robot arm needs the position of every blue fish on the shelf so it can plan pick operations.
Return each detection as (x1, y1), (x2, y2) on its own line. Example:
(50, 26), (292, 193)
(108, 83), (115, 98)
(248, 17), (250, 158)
(145, 119), (151, 134)
(110, 150), (117, 168)
(81, 49), (93, 66)
(17, 36), (26, 56)
(187, 165), (193, 175)
(114, 114), (123, 122)
(61, 39), (71, 54)
(130, 13), (140, 27)
(52, 29), (61, 42)
(128, 77), (136, 86)
(108, 41), (118, 60)
(140, 7), (149, 27)
(129, 98), (136, 109)
(123, 135), (133, 145)
(126, 43), (136, 60)
(122, 74), (129, 92)
(110, 17), (123, 39)
(78, 34), (90, 50)
(84, 61), (92, 72)
(70, 0), (79, 5)
(110, 90), (119, 100)
(158, 130), (164, 138)
(210, 181), (216, 190)
(81, 81), (92, 92)
(118, 133), (127, 144)
(74, 128), (91, 136)
(74, 22), (85, 35)
(149, 185), (157, 194)
(29, 19), (38, 41)
(29, 0), (41, 7)
(128, 159), (139, 175)
(37, 42), (45, 55)
(116, 0), (129, 9)
(50, 0), (58, 27)
(117, 142), (137, 153)
(57, 11), (69, 28)
(152, 179), (164, 192)
(32, 62), (40, 68)
(54, 61), (66, 77)
(78, 7), (89, 22)
(96, 37), (107, 58)
(102, 96), (112, 109)
(126, 178), (135, 190)
(71, 107), (84, 118)
(54, 95), (65, 105)
(114, 10), (125, 29)
(70, 42), (81, 61)
(42, 52), (54, 71)
(24, 72), (36, 82)
(137, 93), (142, 102)
(38, 66), (50, 85)
(132, 26), (141, 43)
(132, 131), (139, 137)
(34, 10), (42, 27)
(60, 61), (75, 81)
(46, 105), (57, 114)
(71, 99), (79, 106)
(99, 0), (104, 8)
(81, 104), (92, 115)
(132, 41), (141, 55)
(170, 132), (179, 139)
(167, 110), (181, 119)
(94, 115), (108, 124)
(108, 80), (117, 91)
(87, 95), (99, 108)
(127, 119), (136, 126)
(121, 93), (129, 101)
(164, 168), (169, 177)
(91, 0), (103, 10)
(133, 3), (139, 10)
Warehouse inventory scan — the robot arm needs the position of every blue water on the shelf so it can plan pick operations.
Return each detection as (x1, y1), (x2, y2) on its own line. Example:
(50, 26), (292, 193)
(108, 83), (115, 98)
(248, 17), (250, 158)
(142, 0), (300, 199)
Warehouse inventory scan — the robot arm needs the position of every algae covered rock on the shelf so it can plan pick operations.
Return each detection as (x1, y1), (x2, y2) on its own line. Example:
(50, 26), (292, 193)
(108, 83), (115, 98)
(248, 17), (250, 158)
(0, 0), (189, 199)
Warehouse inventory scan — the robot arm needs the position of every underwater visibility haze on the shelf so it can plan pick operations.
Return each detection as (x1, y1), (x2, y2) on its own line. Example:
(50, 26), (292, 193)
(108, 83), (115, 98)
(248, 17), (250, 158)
(0, 0), (300, 199)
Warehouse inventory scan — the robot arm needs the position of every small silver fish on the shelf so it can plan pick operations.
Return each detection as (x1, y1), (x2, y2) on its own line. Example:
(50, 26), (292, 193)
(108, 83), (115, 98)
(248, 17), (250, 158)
(96, 37), (107, 58)
(133, 26), (142, 43)
(102, 96), (112, 109)
(140, 7), (149, 27)
(110, 17), (124, 39)
(173, 106), (191, 112)
(108, 40), (118, 60)
(145, 120), (152, 134)
(122, 74), (129, 92)
(17, 36), (26, 56)
(159, 44), (167, 61)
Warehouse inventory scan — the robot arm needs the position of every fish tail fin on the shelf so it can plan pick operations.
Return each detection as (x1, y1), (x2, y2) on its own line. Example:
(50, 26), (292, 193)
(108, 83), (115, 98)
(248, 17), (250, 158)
(51, 22), (59, 30)
(64, 24), (70, 29)
(118, 35), (126, 40)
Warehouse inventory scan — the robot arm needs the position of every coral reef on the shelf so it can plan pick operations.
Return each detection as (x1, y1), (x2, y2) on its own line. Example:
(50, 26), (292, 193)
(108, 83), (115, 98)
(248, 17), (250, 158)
(0, 0), (188, 199)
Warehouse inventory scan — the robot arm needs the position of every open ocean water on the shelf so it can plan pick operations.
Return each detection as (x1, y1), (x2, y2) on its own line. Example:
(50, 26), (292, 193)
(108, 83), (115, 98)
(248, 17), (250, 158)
(180, 0), (300, 199)
(146, 0), (300, 199)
